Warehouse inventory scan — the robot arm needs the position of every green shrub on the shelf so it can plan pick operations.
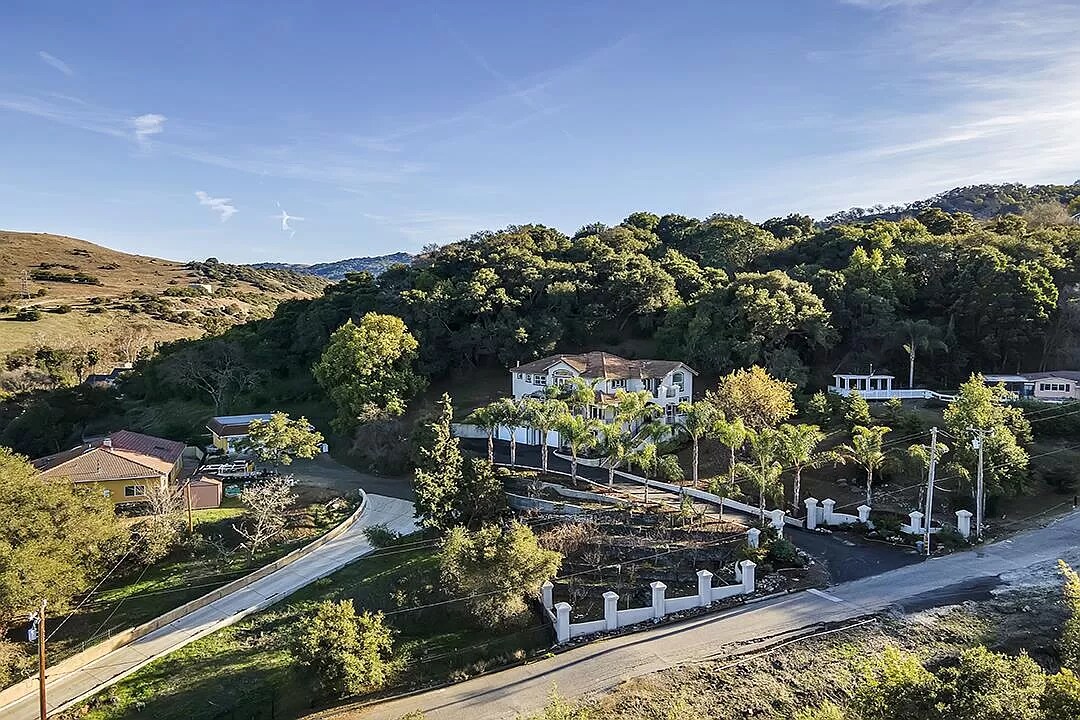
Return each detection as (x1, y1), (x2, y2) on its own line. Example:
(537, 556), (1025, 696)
(291, 600), (394, 697)
(363, 522), (402, 548)
(766, 537), (802, 567)
(14, 308), (41, 322)
(51, 304), (72, 314)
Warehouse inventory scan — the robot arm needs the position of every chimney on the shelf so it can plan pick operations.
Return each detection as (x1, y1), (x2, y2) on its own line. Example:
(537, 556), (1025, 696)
(102, 436), (113, 448)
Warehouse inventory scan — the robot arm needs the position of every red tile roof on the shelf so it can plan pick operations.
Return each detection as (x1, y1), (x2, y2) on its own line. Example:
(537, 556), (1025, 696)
(33, 430), (184, 484)
(513, 352), (695, 379)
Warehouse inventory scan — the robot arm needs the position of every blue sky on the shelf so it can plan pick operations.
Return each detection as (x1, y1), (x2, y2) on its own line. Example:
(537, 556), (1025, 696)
(2, 0), (1078, 263)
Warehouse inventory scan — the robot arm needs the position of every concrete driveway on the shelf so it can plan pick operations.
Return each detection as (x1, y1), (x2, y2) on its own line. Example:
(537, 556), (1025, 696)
(285, 454), (414, 500)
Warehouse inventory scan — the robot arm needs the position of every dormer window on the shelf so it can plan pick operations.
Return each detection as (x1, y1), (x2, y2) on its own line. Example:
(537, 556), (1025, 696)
(672, 372), (685, 392)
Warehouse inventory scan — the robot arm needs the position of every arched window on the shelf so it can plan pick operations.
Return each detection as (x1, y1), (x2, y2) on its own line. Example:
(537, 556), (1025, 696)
(672, 372), (685, 392)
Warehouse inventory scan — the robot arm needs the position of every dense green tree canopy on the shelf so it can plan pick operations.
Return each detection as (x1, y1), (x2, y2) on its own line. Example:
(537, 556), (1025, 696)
(0, 447), (124, 624)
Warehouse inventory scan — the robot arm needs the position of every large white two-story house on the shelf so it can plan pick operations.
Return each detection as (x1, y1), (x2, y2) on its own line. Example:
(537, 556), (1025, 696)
(512, 351), (696, 425)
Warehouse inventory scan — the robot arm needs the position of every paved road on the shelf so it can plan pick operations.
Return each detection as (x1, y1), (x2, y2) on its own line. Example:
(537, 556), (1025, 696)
(288, 454), (415, 501)
(322, 507), (1080, 720)
(476, 440), (922, 584)
(0, 493), (417, 720)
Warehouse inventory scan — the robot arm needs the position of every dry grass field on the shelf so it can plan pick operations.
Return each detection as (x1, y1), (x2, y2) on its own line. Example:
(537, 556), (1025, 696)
(0, 230), (327, 357)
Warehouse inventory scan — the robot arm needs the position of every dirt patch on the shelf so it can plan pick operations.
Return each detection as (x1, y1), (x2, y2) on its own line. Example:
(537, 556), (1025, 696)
(570, 563), (1072, 720)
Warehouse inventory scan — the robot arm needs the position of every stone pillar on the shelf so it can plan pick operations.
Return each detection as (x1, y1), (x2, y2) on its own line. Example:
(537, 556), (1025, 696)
(908, 510), (924, 534)
(554, 602), (571, 643)
(822, 498), (836, 525)
(857, 504), (872, 523)
(747, 527), (761, 548)
(697, 570), (714, 607)
(770, 509), (786, 531)
(603, 591), (619, 631)
(955, 509), (973, 539)
(650, 581), (667, 619)
(804, 498), (819, 530)
(541, 580), (554, 610)
(740, 560), (757, 594)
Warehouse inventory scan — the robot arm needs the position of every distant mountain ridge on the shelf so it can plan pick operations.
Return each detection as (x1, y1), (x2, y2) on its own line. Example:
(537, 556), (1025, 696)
(823, 181), (1080, 225)
(251, 252), (412, 280)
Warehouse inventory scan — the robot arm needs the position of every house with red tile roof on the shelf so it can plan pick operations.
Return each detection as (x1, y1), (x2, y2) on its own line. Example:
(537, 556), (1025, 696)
(33, 430), (186, 505)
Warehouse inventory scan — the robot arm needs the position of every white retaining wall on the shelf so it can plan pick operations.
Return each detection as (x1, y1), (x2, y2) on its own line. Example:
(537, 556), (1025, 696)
(543, 561), (756, 644)
(506, 493), (586, 515)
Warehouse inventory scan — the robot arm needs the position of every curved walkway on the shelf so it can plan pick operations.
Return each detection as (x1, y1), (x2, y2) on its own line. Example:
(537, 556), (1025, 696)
(0, 492), (416, 720)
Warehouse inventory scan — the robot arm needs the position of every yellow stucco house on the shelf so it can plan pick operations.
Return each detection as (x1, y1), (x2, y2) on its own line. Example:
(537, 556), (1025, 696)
(32, 430), (186, 505)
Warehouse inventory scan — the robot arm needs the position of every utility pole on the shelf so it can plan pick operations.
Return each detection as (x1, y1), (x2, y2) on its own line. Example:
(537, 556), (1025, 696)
(924, 427), (938, 556)
(185, 481), (194, 534)
(968, 427), (991, 542)
(30, 598), (47, 720)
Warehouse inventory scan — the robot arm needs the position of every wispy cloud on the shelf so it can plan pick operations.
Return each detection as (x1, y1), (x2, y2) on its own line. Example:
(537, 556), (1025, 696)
(761, 0), (1080, 218)
(839, 0), (937, 8)
(436, 15), (573, 140)
(195, 191), (238, 221)
(38, 51), (73, 76)
(132, 113), (166, 145)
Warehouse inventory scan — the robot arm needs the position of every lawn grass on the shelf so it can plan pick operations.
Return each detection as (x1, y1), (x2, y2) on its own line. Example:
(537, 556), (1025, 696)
(46, 502), (355, 663)
(73, 536), (551, 720)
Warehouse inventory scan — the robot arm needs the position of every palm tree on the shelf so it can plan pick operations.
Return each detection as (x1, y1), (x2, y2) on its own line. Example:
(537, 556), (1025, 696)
(833, 425), (892, 505)
(555, 413), (599, 481)
(465, 404), (500, 464)
(522, 397), (568, 472)
(777, 423), (827, 512)
(895, 319), (948, 388)
(674, 399), (719, 486)
(491, 397), (526, 467)
(614, 389), (659, 430)
(598, 421), (632, 486)
(627, 441), (658, 504)
(712, 414), (748, 492)
(559, 377), (602, 415)
(736, 458), (784, 523)
(745, 427), (783, 520)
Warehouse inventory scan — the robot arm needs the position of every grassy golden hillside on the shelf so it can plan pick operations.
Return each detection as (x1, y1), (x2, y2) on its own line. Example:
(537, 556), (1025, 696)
(0, 230), (328, 363)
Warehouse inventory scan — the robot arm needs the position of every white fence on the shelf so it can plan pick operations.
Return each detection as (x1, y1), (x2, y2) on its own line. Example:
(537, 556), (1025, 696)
(541, 560), (757, 644)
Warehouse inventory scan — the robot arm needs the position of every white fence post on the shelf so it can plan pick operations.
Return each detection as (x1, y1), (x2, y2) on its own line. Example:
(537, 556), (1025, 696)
(908, 510), (924, 534)
(857, 504), (872, 523)
(747, 527), (761, 548)
(804, 498), (818, 530)
(734, 561), (743, 582)
(955, 509), (972, 539)
(555, 602), (571, 643)
(541, 580), (554, 611)
(603, 591), (619, 631)
(822, 498), (836, 525)
(697, 570), (714, 606)
(650, 581), (667, 619)
(740, 560), (756, 594)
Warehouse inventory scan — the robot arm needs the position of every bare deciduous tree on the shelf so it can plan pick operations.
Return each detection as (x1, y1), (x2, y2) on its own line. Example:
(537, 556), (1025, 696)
(233, 475), (298, 558)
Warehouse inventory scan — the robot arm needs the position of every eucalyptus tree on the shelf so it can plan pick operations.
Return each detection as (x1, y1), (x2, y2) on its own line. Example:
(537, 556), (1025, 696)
(675, 399), (720, 486)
